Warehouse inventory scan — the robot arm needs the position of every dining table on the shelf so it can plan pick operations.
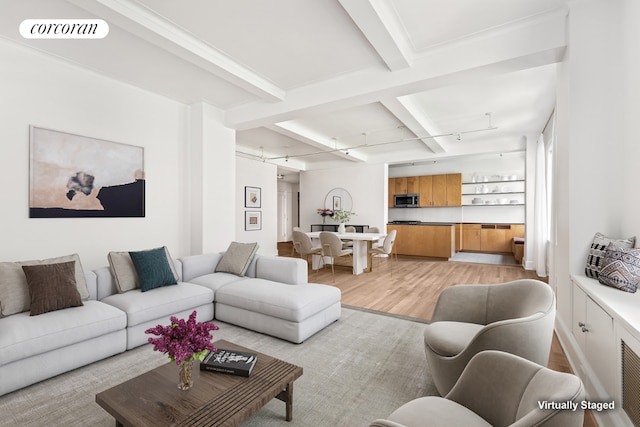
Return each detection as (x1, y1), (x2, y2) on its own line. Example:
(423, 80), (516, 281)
(305, 231), (386, 275)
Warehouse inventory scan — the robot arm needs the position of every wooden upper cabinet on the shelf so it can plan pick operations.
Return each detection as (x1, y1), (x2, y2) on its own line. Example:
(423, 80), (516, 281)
(418, 175), (433, 207)
(406, 176), (419, 194)
(431, 174), (448, 206)
(391, 173), (462, 207)
(445, 173), (462, 206)
(388, 178), (395, 207)
(394, 177), (408, 195)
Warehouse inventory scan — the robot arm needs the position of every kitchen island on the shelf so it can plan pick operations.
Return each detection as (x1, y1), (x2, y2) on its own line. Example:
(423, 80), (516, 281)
(387, 222), (455, 258)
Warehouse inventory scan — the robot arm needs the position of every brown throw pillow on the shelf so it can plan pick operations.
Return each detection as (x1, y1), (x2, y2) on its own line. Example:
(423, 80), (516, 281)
(22, 261), (84, 316)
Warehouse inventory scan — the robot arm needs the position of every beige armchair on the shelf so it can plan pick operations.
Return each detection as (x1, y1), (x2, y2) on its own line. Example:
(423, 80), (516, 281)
(371, 350), (584, 427)
(423, 279), (556, 395)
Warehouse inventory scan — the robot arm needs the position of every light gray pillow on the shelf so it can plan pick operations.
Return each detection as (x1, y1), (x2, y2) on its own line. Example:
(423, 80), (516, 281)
(215, 242), (259, 276)
(108, 246), (178, 293)
(0, 253), (88, 317)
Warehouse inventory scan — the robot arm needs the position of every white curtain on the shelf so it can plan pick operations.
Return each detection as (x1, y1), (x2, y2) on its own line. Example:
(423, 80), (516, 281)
(533, 134), (548, 277)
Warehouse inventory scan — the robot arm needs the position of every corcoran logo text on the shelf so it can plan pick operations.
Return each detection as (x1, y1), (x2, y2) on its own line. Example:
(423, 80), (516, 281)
(20, 19), (109, 39)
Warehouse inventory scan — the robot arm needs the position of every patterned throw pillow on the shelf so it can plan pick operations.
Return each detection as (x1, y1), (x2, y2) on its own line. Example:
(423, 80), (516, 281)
(598, 243), (640, 293)
(585, 232), (636, 279)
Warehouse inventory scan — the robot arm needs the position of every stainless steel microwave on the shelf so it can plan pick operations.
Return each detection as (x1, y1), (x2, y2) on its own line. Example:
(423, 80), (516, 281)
(394, 193), (419, 208)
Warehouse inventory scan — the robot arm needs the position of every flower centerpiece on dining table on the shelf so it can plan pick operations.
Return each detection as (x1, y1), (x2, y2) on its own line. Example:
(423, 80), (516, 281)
(332, 209), (356, 233)
(317, 208), (335, 224)
(145, 310), (219, 390)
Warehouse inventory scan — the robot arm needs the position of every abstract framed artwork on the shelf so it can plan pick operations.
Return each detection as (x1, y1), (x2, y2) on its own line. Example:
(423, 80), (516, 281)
(245, 186), (261, 208)
(245, 211), (262, 231)
(29, 126), (145, 218)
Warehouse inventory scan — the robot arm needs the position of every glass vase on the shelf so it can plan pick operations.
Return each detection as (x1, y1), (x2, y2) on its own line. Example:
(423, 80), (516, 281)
(178, 360), (193, 390)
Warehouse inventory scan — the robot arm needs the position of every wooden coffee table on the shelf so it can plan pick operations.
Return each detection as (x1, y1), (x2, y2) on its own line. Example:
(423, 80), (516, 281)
(96, 339), (303, 426)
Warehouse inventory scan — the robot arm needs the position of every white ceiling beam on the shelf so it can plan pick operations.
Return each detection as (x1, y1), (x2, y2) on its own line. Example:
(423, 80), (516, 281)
(270, 122), (366, 163)
(226, 8), (567, 130)
(338, 0), (413, 71)
(380, 98), (446, 153)
(67, 0), (285, 102)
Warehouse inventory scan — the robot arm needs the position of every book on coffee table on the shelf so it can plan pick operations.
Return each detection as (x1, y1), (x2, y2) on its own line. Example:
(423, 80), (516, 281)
(200, 348), (258, 377)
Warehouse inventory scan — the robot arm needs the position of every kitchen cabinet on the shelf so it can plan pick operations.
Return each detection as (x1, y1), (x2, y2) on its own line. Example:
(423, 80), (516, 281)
(419, 173), (461, 207)
(571, 282), (616, 400)
(387, 224), (454, 258)
(460, 224), (524, 253)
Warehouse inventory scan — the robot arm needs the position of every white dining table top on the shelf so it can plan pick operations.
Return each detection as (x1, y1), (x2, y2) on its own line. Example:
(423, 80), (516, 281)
(305, 231), (386, 241)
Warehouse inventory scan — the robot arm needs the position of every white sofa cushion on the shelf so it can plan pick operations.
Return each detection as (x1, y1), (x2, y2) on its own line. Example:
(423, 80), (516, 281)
(215, 278), (341, 322)
(188, 272), (247, 292)
(0, 300), (126, 365)
(100, 282), (213, 327)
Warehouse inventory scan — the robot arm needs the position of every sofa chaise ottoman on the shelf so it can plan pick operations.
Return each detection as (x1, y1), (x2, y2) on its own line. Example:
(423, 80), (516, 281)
(180, 251), (341, 343)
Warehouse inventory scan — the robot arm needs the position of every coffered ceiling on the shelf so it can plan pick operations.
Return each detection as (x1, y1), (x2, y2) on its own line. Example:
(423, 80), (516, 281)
(1, 1), (568, 182)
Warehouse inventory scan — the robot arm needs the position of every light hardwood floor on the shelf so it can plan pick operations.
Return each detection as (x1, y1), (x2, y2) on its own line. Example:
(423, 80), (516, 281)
(278, 242), (597, 427)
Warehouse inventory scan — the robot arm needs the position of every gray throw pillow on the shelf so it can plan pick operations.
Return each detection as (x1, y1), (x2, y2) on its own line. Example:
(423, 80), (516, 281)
(215, 242), (259, 276)
(598, 243), (640, 293)
(585, 232), (635, 279)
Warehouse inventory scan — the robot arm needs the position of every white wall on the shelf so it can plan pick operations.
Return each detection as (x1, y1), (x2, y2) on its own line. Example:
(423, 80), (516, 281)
(0, 39), (191, 271)
(236, 156), (278, 256)
(621, 0), (640, 235)
(299, 163), (387, 231)
(189, 102), (236, 255)
(554, 0), (626, 329)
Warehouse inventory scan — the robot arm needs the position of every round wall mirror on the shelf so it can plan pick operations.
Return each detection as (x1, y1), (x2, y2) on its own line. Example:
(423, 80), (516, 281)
(324, 187), (353, 212)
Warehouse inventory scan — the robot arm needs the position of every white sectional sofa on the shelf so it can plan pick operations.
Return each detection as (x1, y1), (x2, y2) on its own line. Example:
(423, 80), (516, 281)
(0, 246), (341, 396)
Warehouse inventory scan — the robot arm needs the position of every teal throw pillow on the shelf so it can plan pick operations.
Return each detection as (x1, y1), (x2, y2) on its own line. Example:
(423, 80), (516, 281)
(129, 247), (177, 292)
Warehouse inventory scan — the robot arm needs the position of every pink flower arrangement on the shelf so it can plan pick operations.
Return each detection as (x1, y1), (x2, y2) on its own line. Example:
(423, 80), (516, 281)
(145, 310), (219, 366)
(317, 208), (335, 217)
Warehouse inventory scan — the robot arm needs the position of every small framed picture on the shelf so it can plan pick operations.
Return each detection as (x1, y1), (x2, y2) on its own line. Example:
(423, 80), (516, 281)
(245, 186), (261, 208)
(245, 211), (262, 231)
(333, 196), (342, 210)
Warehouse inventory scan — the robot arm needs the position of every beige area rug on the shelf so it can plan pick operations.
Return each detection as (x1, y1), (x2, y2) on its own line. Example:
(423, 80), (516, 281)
(0, 307), (436, 427)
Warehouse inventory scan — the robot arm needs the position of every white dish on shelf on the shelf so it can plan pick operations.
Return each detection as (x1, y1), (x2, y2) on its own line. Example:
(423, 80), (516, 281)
(485, 200), (496, 205)
(498, 198), (508, 205)
(510, 200), (519, 204)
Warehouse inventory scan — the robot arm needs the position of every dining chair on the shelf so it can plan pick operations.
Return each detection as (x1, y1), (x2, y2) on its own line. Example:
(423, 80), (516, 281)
(342, 226), (356, 249)
(291, 227), (304, 255)
(291, 230), (322, 273)
(367, 227), (381, 248)
(319, 231), (353, 281)
(368, 229), (397, 275)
